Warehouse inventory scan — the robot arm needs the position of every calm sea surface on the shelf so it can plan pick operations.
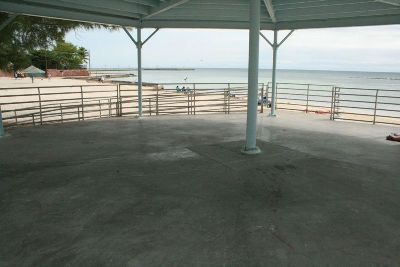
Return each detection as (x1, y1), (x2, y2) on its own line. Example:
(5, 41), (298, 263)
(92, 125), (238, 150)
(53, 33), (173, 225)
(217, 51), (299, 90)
(96, 68), (400, 90)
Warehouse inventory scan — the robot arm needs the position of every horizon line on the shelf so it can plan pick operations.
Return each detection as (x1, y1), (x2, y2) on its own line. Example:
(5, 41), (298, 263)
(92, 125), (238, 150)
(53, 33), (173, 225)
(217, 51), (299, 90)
(89, 67), (400, 74)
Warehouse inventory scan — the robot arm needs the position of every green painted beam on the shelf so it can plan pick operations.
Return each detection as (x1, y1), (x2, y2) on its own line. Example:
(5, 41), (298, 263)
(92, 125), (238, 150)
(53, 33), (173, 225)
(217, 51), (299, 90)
(0, 1), (138, 26)
(275, 13), (400, 30)
(276, 2), (397, 18)
(24, 0), (143, 18)
(57, 0), (150, 15)
(278, 8), (400, 22)
(144, 0), (190, 19)
(124, 0), (160, 7)
(1, 0), (400, 30)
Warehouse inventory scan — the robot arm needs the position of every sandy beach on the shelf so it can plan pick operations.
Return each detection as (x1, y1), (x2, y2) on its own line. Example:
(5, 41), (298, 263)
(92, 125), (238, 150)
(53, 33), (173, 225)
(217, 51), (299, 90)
(0, 76), (94, 88)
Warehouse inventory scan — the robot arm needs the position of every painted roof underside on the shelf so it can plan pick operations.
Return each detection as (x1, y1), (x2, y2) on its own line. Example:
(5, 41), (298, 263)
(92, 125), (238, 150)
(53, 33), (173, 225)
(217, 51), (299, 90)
(1, 0), (400, 30)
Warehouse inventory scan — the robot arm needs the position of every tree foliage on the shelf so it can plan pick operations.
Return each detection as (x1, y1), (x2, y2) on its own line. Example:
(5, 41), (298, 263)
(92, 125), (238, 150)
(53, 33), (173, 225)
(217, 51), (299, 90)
(0, 12), (111, 71)
(31, 41), (89, 70)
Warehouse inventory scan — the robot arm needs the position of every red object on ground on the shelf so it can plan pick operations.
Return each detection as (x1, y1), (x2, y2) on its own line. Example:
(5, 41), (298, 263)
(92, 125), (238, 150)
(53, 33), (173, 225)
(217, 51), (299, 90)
(314, 110), (330, 115)
(0, 70), (13, 77)
(46, 69), (89, 77)
(386, 134), (400, 142)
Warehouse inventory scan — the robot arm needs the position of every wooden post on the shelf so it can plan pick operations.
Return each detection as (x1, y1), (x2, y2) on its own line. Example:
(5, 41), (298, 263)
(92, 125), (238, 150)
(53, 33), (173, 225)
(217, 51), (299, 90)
(332, 87), (337, 120)
(119, 84), (123, 116)
(99, 100), (102, 118)
(260, 83), (264, 114)
(149, 99), (152, 116)
(116, 84), (120, 116)
(190, 90), (193, 114)
(228, 83), (231, 114)
(156, 85), (159, 115)
(330, 86), (334, 120)
(193, 84), (196, 115)
(0, 106), (4, 136)
(14, 110), (18, 124)
(187, 93), (190, 115)
(224, 88), (227, 114)
(60, 104), (63, 123)
(80, 86), (85, 120)
(109, 98), (112, 117)
(306, 84), (310, 113)
(373, 89), (379, 125)
(32, 114), (35, 126)
(38, 87), (43, 125)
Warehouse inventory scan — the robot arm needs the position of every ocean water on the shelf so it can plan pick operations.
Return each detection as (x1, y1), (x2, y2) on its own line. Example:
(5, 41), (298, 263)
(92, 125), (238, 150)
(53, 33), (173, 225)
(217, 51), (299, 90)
(96, 68), (400, 90)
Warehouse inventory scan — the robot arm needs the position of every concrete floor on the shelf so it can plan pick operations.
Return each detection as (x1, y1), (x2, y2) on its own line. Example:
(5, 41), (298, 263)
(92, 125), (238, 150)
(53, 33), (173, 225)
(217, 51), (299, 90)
(0, 111), (399, 266)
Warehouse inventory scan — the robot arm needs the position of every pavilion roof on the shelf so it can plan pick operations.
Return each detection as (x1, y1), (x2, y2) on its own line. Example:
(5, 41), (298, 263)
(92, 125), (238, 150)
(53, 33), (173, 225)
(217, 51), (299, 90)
(1, 0), (400, 30)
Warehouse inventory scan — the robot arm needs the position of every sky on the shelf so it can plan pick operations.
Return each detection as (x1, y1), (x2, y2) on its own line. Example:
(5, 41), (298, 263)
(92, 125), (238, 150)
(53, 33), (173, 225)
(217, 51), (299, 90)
(65, 25), (400, 73)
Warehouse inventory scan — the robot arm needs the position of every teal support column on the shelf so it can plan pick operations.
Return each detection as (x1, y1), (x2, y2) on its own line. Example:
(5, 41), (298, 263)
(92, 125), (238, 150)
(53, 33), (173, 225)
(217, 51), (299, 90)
(0, 107), (4, 137)
(137, 27), (143, 116)
(261, 29), (294, 116)
(243, 0), (261, 154)
(123, 27), (159, 117)
(270, 30), (278, 117)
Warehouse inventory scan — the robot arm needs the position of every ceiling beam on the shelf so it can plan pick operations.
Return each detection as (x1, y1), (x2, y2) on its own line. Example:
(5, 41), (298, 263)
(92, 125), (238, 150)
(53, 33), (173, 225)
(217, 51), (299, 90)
(276, 13), (400, 30)
(144, 0), (191, 19)
(0, 2), (138, 26)
(277, 6), (400, 21)
(0, 13), (16, 31)
(376, 0), (400, 6)
(263, 0), (277, 23)
(59, 0), (150, 14)
(141, 19), (273, 29)
(1, 0), (399, 30)
(122, 26), (138, 45)
(274, 0), (382, 10)
(24, 0), (143, 18)
(123, 0), (159, 7)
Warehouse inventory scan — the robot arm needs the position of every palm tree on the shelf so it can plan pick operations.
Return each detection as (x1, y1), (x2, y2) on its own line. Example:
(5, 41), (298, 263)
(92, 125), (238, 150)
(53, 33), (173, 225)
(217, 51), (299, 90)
(77, 47), (89, 65)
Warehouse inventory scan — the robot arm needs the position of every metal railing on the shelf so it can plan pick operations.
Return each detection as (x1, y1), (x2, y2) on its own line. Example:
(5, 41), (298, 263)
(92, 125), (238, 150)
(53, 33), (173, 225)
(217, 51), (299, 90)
(1, 81), (399, 128)
(118, 83), (267, 117)
(276, 83), (400, 125)
(272, 82), (400, 125)
(0, 83), (266, 127)
(0, 84), (120, 127)
(275, 82), (335, 116)
(332, 86), (400, 125)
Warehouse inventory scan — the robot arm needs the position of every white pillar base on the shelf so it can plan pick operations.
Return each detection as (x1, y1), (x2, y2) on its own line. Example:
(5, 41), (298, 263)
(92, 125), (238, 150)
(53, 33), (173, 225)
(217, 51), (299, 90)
(241, 146), (261, 155)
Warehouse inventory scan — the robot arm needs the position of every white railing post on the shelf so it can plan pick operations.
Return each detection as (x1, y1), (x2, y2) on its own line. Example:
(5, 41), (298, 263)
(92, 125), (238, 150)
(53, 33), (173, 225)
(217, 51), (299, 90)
(270, 30), (278, 117)
(137, 27), (143, 116)
(373, 89), (379, 125)
(0, 106), (5, 137)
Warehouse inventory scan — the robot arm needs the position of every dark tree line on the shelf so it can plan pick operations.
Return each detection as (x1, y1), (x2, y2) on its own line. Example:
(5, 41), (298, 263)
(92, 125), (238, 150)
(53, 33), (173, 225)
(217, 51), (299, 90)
(0, 12), (113, 71)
